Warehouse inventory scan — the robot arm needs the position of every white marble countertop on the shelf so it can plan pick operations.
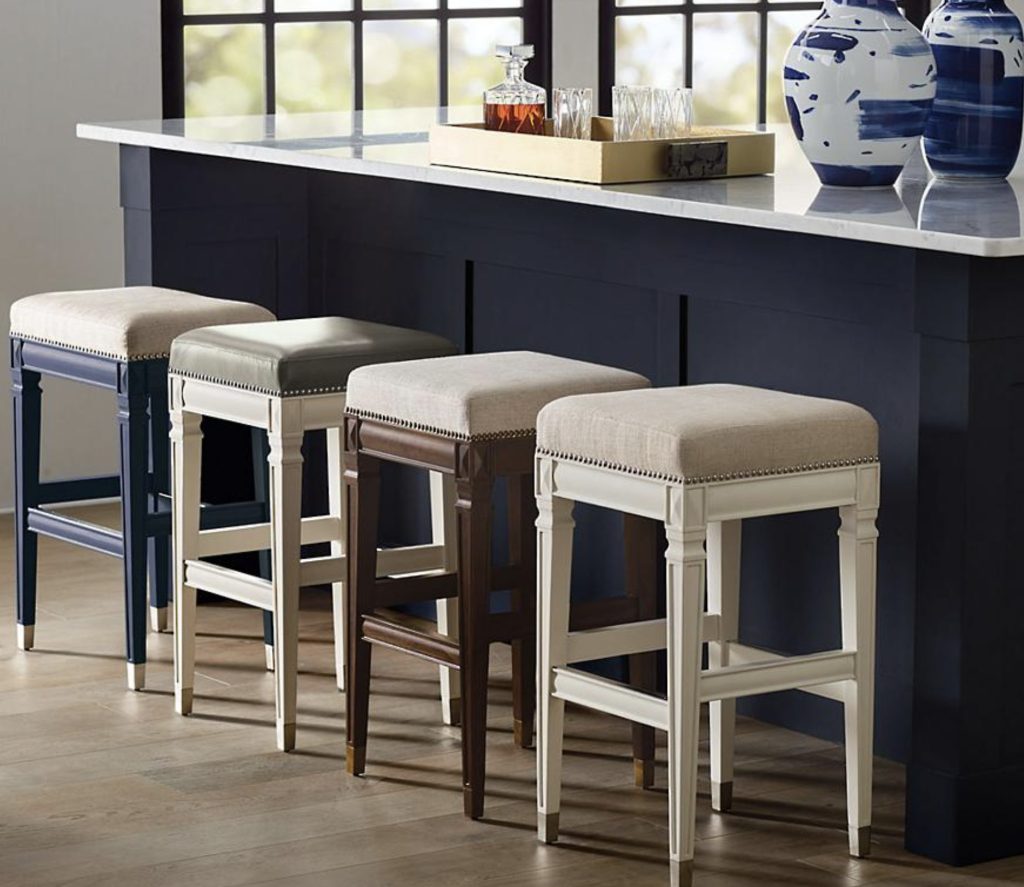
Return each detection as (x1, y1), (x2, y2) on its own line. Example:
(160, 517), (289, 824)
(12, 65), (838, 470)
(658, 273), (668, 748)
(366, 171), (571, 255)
(78, 107), (1024, 258)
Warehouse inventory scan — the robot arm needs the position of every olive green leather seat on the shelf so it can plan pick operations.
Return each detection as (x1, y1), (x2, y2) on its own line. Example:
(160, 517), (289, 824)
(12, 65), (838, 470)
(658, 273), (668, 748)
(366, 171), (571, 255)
(169, 316), (458, 396)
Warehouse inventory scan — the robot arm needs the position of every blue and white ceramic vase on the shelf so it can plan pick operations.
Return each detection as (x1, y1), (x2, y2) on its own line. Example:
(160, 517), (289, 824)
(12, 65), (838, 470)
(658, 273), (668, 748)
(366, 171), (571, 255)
(922, 0), (1024, 179)
(783, 0), (937, 187)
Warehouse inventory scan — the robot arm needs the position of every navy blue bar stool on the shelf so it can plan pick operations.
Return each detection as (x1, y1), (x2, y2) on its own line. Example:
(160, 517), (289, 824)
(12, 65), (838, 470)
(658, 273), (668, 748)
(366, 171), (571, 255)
(9, 286), (276, 689)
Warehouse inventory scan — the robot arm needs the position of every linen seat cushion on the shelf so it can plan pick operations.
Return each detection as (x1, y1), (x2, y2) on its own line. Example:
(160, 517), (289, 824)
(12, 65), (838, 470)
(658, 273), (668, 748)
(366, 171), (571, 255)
(170, 316), (458, 396)
(9, 287), (275, 360)
(345, 351), (651, 440)
(536, 384), (879, 484)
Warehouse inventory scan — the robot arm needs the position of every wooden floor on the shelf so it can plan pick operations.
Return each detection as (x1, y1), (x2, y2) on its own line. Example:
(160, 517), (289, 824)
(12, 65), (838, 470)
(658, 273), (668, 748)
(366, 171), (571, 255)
(2, 506), (1023, 887)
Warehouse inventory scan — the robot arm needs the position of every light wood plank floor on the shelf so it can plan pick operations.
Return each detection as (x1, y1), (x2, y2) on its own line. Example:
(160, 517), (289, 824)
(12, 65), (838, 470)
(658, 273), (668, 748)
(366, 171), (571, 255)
(2, 505), (1022, 886)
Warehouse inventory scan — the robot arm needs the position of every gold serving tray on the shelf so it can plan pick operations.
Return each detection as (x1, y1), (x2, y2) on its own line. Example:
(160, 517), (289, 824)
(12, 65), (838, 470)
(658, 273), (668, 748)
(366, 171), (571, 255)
(428, 116), (775, 185)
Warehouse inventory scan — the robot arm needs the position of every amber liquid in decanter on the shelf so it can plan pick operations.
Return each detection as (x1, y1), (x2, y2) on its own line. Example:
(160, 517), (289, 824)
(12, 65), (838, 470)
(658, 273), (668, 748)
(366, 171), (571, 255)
(484, 44), (547, 136)
(485, 102), (546, 135)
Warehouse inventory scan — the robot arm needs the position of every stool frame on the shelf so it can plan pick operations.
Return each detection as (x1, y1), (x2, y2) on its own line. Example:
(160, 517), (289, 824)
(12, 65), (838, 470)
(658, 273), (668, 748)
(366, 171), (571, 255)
(535, 454), (880, 882)
(343, 415), (660, 820)
(170, 376), (454, 750)
(10, 337), (270, 690)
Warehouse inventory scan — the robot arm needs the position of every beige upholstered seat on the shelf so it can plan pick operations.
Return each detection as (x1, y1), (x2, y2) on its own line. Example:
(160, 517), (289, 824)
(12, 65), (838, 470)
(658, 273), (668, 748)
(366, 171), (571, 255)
(171, 317), (458, 396)
(536, 384), (879, 484)
(345, 351), (651, 440)
(9, 287), (275, 360)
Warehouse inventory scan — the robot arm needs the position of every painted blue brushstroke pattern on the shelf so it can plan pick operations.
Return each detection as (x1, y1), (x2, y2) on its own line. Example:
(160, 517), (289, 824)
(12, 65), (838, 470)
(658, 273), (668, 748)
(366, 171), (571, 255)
(857, 99), (934, 139)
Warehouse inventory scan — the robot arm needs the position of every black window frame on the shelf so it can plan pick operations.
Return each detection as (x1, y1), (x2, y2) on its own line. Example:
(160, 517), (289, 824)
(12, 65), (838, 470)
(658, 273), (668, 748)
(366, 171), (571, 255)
(161, 0), (552, 119)
(598, 0), (931, 122)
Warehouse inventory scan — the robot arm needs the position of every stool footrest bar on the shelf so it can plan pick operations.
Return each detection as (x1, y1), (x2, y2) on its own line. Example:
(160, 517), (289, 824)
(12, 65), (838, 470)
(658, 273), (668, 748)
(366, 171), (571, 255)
(552, 666), (668, 731)
(362, 614), (461, 668)
(721, 642), (849, 702)
(185, 560), (273, 610)
(372, 573), (458, 609)
(27, 508), (123, 558)
(37, 474), (120, 505)
(699, 648), (855, 703)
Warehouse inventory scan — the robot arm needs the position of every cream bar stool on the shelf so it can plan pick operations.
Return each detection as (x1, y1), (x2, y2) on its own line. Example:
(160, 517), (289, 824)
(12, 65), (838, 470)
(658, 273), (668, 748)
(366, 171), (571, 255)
(534, 384), (880, 883)
(168, 317), (458, 750)
(9, 286), (274, 689)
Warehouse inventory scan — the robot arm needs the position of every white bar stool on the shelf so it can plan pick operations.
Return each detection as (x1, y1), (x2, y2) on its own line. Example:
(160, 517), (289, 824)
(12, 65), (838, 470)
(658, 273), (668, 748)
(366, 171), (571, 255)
(534, 384), (880, 883)
(168, 316), (459, 750)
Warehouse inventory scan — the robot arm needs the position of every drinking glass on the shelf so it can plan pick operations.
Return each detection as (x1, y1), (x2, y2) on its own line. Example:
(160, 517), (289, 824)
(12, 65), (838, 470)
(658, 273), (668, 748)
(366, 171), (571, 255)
(612, 85), (653, 142)
(553, 87), (593, 140)
(652, 87), (693, 140)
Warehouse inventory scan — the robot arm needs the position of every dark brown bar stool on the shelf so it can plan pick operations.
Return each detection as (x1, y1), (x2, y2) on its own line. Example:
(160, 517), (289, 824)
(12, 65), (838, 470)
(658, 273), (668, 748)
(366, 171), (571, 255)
(343, 351), (654, 818)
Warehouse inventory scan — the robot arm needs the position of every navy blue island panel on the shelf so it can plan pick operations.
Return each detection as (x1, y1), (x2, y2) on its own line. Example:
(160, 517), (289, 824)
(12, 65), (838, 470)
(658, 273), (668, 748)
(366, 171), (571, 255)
(88, 113), (1024, 868)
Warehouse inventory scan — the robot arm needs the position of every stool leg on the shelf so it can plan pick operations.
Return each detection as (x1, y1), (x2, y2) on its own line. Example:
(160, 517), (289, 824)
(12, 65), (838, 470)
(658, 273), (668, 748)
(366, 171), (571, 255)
(509, 472), (536, 750)
(431, 471), (460, 725)
(11, 355), (41, 652)
(269, 400), (304, 752)
(147, 379), (171, 634)
(457, 459), (493, 819)
(171, 381), (202, 715)
(327, 426), (346, 692)
(345, 440), (380, 776)
(707, 519), (741, 812)
(119, 364), (150, 691)
(625, 513), (659, 789)
(536, 473), (575, 845)
(665, 492), (706, 886)
(251, 428), (275, 671)
(839, 497), (879, 858)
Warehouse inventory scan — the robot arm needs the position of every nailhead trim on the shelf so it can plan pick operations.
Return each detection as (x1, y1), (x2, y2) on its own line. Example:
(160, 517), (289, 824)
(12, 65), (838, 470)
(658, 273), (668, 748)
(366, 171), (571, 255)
(346, 407), (536, 443)
(10, 332), (168, 363)
(536, 448), (880, 486)
(168, 366), (350, 398)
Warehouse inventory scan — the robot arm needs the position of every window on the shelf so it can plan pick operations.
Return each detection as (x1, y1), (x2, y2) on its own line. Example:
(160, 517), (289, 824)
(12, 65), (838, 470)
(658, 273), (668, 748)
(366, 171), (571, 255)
(161, 1), (551, 118)
(598, 0), (931, 125)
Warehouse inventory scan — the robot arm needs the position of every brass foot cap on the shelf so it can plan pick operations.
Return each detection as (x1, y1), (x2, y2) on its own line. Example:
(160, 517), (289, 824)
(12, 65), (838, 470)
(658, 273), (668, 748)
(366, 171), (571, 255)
(127, 662), (145, 692)
(514, 718), (534, 749)
(150, 606), (168, 633)
(635, 758), (655, 789)
(711, 780), (733, 812)
(463, 787), (484, 820)
(443, 696), (461, 727)
(175, 686), (194, 716)
(265, 644), (275, 672)
(850, 825), (872, 858)
(669, 860), (694, 887)
(17, 624), (34, 651)
(538, 812), (560, 844)
(277, 721), (296, 752)
(346, 745), (366, 775)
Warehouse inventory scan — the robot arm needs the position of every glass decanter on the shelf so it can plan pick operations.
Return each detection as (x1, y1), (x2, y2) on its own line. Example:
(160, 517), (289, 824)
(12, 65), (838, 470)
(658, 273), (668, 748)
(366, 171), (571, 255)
(484, 44), (547, 135)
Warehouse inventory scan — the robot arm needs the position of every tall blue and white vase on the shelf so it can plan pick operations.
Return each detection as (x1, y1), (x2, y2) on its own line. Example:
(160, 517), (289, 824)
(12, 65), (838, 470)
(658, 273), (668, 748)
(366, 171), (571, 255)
(922, 0), (1024, 179)
(783, 0), (937, 187)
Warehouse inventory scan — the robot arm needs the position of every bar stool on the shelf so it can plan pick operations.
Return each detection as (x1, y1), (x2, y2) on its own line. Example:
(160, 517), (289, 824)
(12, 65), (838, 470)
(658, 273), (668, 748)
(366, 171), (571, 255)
(168, 316), (458, 750)
(533, 384), (880, 883)
(342, 351), (654, 819)
(9, 286), (275, 689)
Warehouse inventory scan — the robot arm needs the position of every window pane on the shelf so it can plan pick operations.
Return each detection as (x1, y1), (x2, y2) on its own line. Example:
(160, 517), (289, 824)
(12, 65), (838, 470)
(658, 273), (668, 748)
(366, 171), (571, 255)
(184, 0), (262, 12)
(363, 20), (440, 110)
(450, 0), (522, 7)
(615, 14), (684, 88)
(276, 22), (353, 114)
(363, 0), (438, 9)
(616, 0), (678, 6)
(184, 24), (265, 117)
(449, 16), (522, 107)
(767, 11), (814, 124)
(692, 13), (758, 124)
(275, 1), (353, 10)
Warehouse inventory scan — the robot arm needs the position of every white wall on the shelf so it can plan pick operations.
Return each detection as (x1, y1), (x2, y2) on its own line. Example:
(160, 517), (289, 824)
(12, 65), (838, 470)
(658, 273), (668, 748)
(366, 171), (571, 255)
(0, 1), (161, 509)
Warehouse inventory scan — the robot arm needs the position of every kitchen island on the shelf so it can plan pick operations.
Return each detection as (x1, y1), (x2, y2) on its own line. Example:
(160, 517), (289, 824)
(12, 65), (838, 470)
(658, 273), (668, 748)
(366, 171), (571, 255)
(80, 108), (1024, 866)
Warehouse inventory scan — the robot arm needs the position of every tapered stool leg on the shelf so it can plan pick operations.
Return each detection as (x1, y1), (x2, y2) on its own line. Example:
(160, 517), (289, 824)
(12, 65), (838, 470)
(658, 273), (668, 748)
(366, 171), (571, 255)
(431, 471), (460, 725)
(119, 364), (150, 691)
(147, 377), (172, 633)
(839, 499), (879, 858)
(172, 381), (203, 715)
(509, 472), (536, 749)
(536, 476), (575, 845)
(327, 426), (347, 692)
(708, 519), (742, 812)
(665, 492), (706, 887)
(11, 353), (41, 652)
(345, 440), (380, 776)
(251, 428), (275, 671)
(625, 513), (659, 788)
(269, 400), (304, 752)
(457, 460), (493, 819)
